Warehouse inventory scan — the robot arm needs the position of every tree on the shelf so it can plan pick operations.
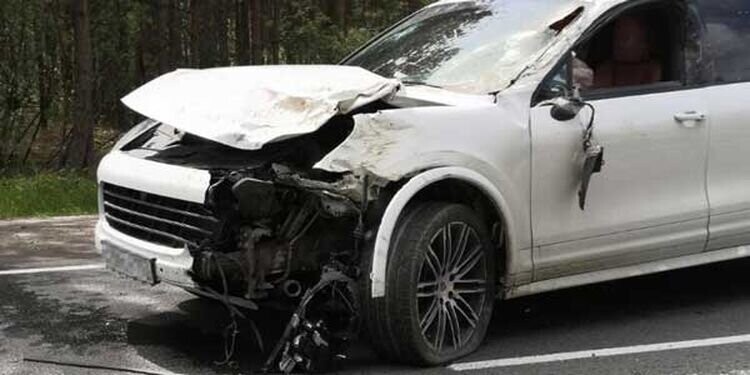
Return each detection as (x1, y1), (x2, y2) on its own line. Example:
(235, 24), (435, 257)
(0, 0), (436, 171)
(236, 0), (251, 65)
(250, 0), (263, 64)
(60, 0), (95, 169)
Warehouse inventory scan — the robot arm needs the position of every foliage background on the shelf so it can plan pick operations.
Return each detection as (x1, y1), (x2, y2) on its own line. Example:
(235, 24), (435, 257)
(0, 0), (433, 173)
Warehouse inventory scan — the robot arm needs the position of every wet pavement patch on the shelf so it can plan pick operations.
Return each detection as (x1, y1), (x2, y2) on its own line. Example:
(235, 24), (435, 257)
(0, 216), (99, 271)
(126, 308), (285, 372)
(0, 270), (296, 374)
(0, 276), (128, 351)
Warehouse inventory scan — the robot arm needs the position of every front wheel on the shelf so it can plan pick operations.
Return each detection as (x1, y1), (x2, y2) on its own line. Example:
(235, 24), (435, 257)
(383, 202), (496, 366)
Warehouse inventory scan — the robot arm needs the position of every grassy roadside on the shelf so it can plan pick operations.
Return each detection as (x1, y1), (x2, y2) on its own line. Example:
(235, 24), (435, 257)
(0, 172), (98, 220)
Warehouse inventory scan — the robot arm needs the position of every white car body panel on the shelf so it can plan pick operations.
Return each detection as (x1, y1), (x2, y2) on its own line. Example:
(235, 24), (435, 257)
(530, 88), (710, 280)
(95, 153), (211, 287)
(509, 245), (750, 299)
(390, 85), (497, 107)
(95, 219), (195, 286)
(705, 82), (750, 251)
(315, 90), (530, 183)
(121, 65), (400, 150)
(97, 152), (210, 204)
(369, 167), (533, 298)
(315, 91), (534, 290)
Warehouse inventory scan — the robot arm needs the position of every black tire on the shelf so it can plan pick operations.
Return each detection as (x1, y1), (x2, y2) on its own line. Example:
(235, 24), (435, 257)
(366, 202), (496, 366)
(360, 244), (401, 361)
(360, 203), (426, 361)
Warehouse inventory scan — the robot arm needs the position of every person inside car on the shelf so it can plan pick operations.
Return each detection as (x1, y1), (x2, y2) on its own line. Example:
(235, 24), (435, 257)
(594, 15), (663, 88)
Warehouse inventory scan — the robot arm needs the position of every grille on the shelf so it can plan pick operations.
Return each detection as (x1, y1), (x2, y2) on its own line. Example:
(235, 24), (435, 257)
(102, 183), (220, 248)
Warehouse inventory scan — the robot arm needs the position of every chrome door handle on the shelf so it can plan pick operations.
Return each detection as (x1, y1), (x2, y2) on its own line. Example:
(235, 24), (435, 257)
(674, 111), (706, 127)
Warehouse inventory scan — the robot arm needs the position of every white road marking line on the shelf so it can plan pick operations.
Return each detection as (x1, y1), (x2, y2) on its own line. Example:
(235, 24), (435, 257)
(449, 333), (750, 371)
(0, 264), (105, 276)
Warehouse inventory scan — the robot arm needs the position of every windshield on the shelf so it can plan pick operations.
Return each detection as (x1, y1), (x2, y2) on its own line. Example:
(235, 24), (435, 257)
(345, 0), (583, 94)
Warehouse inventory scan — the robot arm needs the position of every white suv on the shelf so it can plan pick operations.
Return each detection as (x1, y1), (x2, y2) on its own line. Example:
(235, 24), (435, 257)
(96, 0), (750, 368)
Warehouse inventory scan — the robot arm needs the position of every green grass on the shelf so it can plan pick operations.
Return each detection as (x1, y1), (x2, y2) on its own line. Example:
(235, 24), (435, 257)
(0, 172), (98, 219)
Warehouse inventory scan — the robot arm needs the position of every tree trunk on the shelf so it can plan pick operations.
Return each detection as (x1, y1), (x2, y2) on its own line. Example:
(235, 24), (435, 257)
(214, 0), (229, 66)
(270, 0), (279, 64)
(135, 21), (147, 83)
(335, 0), (348, 29)
(156, 0), (171, 74)
(167, 0), (182, 68)
(189, 0), (201, 67)
(249, 0), (263, 64)
(236, 0), (250, 65)
(115, 1), (132, 130)
(37, 1), (50, 133)
(29, 0), (51, 166)
(61, 0), (95, 169)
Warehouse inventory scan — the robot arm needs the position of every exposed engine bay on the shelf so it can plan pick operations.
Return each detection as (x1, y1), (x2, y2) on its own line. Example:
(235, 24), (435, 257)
(112, 103), (396, 372)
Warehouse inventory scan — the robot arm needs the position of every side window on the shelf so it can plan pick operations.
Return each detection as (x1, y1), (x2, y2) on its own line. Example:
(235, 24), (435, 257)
(697, 0), (750, 83)
(574, 3), (685, 94)
(536, 58), (573, 102)
(535, 1), (687, 104)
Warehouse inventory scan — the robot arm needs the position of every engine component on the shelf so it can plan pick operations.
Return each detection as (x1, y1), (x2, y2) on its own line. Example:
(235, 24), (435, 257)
(232, 178), (280, 219)
(263, 263), (360, 374)
(239, 228), (278, 299)
(282, 280), (303, 298)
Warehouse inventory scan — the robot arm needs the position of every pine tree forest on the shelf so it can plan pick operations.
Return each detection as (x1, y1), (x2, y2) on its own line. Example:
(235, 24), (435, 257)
(0, 0), (432, 171)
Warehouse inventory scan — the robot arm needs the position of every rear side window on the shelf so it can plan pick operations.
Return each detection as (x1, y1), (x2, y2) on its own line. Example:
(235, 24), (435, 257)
(696, 0), (750, 83)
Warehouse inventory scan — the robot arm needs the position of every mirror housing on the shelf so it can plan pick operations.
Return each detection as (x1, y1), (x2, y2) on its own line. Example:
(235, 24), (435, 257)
(544, 51), (586, 121)
(550, 96), (584, 121)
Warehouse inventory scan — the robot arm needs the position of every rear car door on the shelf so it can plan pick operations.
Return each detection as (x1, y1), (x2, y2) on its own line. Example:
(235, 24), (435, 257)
(529, 1), (710, 280)
(696, 0), (750, 251)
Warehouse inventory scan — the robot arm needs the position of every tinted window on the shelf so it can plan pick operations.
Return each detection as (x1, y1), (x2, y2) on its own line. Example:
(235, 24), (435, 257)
(697, 0), (750, 83)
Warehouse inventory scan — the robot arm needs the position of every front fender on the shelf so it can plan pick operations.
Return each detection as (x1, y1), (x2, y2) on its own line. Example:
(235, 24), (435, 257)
(368, 167), (530, 298)
(314, 102), (534, 294)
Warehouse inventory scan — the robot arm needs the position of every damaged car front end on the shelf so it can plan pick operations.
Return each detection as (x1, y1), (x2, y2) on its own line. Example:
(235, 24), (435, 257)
(97, 66), (402, 371)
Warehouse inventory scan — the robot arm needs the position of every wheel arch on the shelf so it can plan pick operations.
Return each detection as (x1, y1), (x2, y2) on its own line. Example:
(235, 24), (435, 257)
(370, 167), (518, 298)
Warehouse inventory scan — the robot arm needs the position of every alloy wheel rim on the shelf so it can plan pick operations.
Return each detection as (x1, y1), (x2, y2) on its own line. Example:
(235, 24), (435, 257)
(417, 221), (488, 353)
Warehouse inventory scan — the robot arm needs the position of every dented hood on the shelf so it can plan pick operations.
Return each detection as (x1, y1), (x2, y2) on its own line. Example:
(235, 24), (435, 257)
(121, 65), (401, 150)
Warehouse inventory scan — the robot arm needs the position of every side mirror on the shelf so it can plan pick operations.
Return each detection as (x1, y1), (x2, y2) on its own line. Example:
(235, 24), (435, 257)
(548, 50), (588, 121)
(550, 97), (584, 121)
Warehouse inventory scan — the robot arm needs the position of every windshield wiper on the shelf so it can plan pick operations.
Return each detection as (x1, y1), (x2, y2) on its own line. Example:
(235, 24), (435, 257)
(399, 80), (444, 89)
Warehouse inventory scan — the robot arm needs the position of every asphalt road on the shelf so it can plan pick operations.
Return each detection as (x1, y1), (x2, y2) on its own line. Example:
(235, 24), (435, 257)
(3, 216), (750, 374)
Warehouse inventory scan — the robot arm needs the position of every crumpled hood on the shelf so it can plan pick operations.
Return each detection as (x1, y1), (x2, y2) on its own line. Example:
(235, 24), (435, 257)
(121, 65), (401, 150)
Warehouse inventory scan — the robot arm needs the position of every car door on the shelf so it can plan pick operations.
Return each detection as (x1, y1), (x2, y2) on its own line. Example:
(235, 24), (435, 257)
(696, 0), (750, 252)
(528, 1), (710, 281)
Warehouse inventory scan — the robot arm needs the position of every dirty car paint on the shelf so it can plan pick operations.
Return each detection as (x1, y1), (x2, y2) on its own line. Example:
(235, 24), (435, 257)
(121, 65), (401, 150)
